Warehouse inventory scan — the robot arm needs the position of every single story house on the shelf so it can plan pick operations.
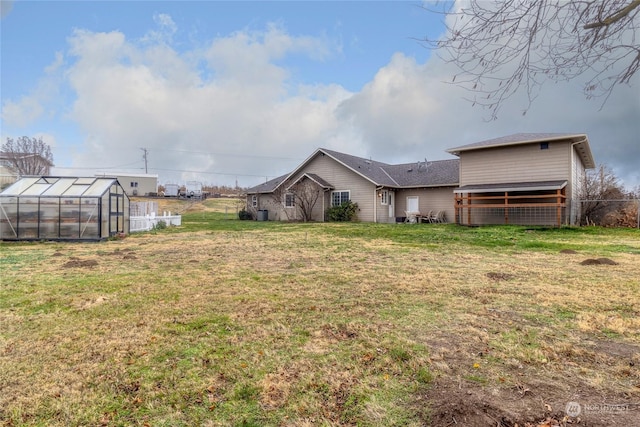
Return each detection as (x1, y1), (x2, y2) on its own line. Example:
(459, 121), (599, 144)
(245, 133), (595, 227)
(95, 173), (158, 197)
(0, 151), (54, 190)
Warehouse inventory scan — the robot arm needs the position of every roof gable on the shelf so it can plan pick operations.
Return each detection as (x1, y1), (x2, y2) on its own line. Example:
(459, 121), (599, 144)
(246, 148), (460, 194)
(287, 172), (334, 190)
(320, 148), (460, 188)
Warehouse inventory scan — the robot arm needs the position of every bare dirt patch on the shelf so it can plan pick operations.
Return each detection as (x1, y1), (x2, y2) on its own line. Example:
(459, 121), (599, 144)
(426, 379), (639, 426)
(486, 272), (515, 281)
(580, 258), (618, 265)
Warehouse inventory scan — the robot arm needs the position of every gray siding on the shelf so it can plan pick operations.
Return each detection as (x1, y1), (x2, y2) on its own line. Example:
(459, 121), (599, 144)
(459, 142), (571, 186)
(246, 194), (285, 220)
(395, 187), (456, 223)
(247, 153), (377, 222)
(291, 154), (378, 222)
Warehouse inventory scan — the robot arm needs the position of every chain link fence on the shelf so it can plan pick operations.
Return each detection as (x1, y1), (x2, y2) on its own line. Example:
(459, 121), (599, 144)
(579, 199), (640, 228)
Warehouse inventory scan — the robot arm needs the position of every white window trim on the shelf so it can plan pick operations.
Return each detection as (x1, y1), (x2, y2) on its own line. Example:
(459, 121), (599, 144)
(331, 190), (350, 207)
(380, 190), (389, 205)
(251, 195), (258, 208)
(285, 193), (295, 208)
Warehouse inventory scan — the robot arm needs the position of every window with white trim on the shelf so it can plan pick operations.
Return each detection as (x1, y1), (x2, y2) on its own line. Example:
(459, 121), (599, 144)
(331, 190), (350, 207)
(380, 190), (389, 205)
(285, 193), (295, 208)
(251, 195), (257, 207)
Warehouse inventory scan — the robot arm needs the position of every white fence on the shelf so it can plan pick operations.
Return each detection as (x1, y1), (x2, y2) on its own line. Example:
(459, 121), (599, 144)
(130, 201), (159, 217)
(130, 212), (182, 233)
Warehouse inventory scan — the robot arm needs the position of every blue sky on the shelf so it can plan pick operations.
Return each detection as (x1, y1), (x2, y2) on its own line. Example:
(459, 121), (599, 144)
(2, 1), (639, 188)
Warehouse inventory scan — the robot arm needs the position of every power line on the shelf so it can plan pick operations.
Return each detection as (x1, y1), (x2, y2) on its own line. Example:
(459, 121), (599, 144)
(151, 147), (303, 161)
(53, 160), (144, 170)
(150, 167), (279, 179)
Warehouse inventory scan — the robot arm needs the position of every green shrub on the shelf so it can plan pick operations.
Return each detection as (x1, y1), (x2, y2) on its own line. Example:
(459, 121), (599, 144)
(326, 201), (359, 222)
(238, 209), (253, 220)
(152, 220), (167, 230)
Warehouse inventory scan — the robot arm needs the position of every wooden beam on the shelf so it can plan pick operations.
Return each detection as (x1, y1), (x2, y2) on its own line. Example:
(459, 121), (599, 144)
(454, 195), (460, 224)
(504, 192), (509, 225)
(556, 188), (563, 227)
(454, 203), (565, 209)
(461, 194), (566, 201)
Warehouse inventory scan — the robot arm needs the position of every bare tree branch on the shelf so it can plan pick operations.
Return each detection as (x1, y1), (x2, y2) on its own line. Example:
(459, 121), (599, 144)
(1, 136), (54, 176)
(584, 0), (640, 28)
(424, 0), (640, 119)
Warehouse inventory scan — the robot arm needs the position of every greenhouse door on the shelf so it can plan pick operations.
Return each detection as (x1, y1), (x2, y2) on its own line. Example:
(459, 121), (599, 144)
(110, 193), (125, 236)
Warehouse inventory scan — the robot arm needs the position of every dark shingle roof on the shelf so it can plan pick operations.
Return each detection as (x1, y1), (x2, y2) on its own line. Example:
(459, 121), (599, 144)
(246, 173), (289, 194)
(383, 159), (460, 187)
(320, 148), (459, 188)
(246, 148), (460, 194)
(293, 173), (333, 189)
(447, 133), (586, 153)
(319, 148), (399, 186)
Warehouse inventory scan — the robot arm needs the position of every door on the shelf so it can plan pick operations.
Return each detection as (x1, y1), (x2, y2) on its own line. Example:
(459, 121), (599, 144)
(388, 191), (394, 220)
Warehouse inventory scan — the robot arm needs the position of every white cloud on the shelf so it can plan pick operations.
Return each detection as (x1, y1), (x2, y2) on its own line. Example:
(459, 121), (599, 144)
(141, 13), (177, 45)
(8, 12), (638, 188)
(62, 22), (347, 185)
(2, 96), (44, 128)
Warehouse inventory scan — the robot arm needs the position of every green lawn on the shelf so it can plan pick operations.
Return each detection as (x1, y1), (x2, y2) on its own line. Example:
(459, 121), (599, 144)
(1, 203), (639, 426)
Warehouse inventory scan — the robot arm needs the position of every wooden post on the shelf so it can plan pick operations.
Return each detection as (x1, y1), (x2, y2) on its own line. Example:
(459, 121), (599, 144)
(504, 191), (509, 225)
(466, 193), (471, 225)
(556, 188), (562, 227)
(454, 194), (459, 224)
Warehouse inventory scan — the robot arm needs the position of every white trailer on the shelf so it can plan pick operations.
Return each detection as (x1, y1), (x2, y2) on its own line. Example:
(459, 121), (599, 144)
(185, 181), (203, 198)
(164, 183), (180, 197)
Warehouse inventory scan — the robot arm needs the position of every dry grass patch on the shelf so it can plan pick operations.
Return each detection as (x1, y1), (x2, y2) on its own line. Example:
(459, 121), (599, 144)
(1, 224), (639, 426)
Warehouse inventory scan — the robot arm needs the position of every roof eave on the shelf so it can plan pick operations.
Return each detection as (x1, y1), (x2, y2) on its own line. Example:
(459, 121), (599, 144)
(392, 183), (459, 189)
(446, 134), (588, 155)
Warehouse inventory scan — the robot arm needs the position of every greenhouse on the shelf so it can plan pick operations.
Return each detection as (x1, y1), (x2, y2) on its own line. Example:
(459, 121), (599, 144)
(0, 176), (129, 241)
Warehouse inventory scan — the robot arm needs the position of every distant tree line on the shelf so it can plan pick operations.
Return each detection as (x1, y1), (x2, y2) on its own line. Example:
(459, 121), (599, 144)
(581, 165), (639, 227)
(1, 136), (54, 176)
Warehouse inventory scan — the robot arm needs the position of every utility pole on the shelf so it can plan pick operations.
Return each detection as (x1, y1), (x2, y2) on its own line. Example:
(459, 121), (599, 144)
(141, 148), (148, 173)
